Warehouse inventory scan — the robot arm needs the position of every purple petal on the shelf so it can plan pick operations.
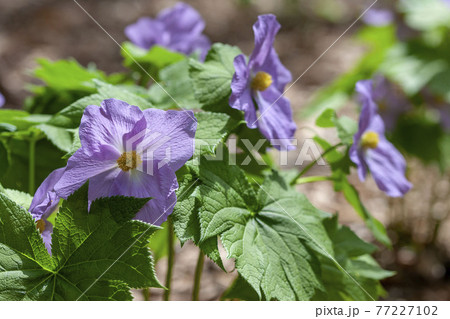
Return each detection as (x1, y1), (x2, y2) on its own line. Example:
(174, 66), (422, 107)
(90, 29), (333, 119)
(365, 138), (412, 197)
(0, 92), (4, 108)
(54, 148), (118, 199)
(125, 18), (165, 50)
(249, 14), (281, 70)
(254, 86), (297, 150)
(109, 164), (179, 225)
(40, 219), (53, 254)
(140, 109), (197, 172)
(229, 54), (258, 128)
(29, 167), (65, 220)
(363, 9), (394, 27)
(79, 99), (146, 154)
(256, 48), (292, 92)
(158, 2), (205, 37)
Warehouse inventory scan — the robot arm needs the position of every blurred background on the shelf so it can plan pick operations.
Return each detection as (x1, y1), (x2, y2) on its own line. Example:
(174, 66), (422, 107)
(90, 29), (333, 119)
(1, 0), (449, 300)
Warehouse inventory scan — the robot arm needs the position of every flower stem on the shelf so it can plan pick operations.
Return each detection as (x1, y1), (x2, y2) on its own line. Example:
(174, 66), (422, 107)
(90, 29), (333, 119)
(28, 138), (36, 195)
(290, 143), (343, 185)
(192, 250), (205, 301)
(295, 175), (335, 185)
(163, 218), (175, 301)
(142, 288), (151, 301)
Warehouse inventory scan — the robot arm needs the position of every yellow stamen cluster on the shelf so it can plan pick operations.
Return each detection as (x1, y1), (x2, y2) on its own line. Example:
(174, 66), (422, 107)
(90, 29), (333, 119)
(251, 72), (273, 91)
(36, 219), (46, 234)
(117, 151), (142, 172)
(361, 131), (379, 149)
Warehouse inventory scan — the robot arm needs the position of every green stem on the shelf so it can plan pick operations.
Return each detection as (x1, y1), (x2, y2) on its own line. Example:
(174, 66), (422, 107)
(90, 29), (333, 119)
(296, 175), (335, 185)
(290, 143), (343, 185)
(163, 218), (175, 301)
(142, 288), (151, 301)
(28, 139), (37, 195)
(192, 250), (205, 301)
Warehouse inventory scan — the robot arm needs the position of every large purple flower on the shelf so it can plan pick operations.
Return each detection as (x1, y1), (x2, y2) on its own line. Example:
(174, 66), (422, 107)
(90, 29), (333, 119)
(54, 98), (197, 225)
(29, 167), (65, 253)
(350, 80), (412, 197)
(229, 14), (296, 151)
(125, 2), (211, 60)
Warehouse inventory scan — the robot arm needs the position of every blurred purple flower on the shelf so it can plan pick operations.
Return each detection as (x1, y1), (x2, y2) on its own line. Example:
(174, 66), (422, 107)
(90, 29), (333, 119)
(371, 75), (411, 131)
(29, 167), (65, 254)
(229, 14), (296, 151)
(54, 98), (197, 225)
(0, 92), (4, 107)
(363, 9), (394, 27)
(350, 80), (412, 197)
(431, 103), (450, 131)
(125, 2), (211, 60)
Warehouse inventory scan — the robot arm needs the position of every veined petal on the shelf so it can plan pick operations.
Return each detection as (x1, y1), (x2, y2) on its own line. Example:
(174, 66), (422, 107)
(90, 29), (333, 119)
(140, 109), (197, 172)
(254, 86), (297, 150)
(256, 48), (292, 92)
(366, 138), (412, 197)
(109, 164), (179, 225)
(229, 54), (258, 128)
(54, 148), (118, 199)
(249, 14), (280, 70)
(79, 99), (146, 153)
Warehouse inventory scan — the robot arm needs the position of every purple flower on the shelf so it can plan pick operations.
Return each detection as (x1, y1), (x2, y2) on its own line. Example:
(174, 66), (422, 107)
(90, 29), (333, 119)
(431, 103), (450, 131)
(350, 80), (412, 197)
(125, 2), (211, 60)
(29, 167), (65, 253)
(229, 14), (296, 151)
(54, 98), (197, 225)
(363, 9), (394, 27)
(371, 75), (411, 131)
(0, 92), (4, 108)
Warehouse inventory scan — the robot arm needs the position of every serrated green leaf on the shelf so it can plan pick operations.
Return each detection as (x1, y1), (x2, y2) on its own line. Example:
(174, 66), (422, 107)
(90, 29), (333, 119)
(37, 124), (74, 153)
(0, 184), (163, 300)
(194, 112), (241, 157)
(189, 43), (242, 109)
(196, 155), (331, 300)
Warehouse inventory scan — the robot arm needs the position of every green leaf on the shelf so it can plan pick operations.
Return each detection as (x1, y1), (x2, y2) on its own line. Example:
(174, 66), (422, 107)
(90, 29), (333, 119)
(36, 124), (74, 153)
(48, 81), (155, 129)
(312, 216), (394, 301)
(0, 185), (163, 300)
(189, 43), (242, 109)
(148, 59), (197, 110)
(33, 58), (107, 91)
(315, 109), (357, 145)
(196, 155), (332, 300)
(121, 43), (185, 84)
(221, 275), (260, 301)
(2, 189), (33, 210)
(315, 109), (336, 128)
(194, 112), (241, 157)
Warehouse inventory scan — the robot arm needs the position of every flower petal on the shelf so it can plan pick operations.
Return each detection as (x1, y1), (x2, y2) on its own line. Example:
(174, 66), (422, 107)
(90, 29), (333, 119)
(256, 48), (292, 92)
(229, 54), (257, 128)
(54, 148), (119, 199)
(254, 85), (297, 150)
(29, 167), (65, 220)
(249, 14), (280, 70)
(366, 138), (412, 197)
(125, 17), (164, 50)
(109, 164), (178, 225)
(140, 109), (197, 172)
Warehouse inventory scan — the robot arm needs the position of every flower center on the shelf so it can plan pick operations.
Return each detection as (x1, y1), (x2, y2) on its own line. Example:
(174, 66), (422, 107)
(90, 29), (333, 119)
(117, 151), (142, 171)
(36, 219), (46, 233)
(251, 72), (273, 91)
(361, 131), (379, 149)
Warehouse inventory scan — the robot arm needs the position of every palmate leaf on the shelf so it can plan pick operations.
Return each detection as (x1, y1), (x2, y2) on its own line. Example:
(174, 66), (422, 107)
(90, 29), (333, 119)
(0, 185), (162, 301)
(174, 149), (333, 300)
